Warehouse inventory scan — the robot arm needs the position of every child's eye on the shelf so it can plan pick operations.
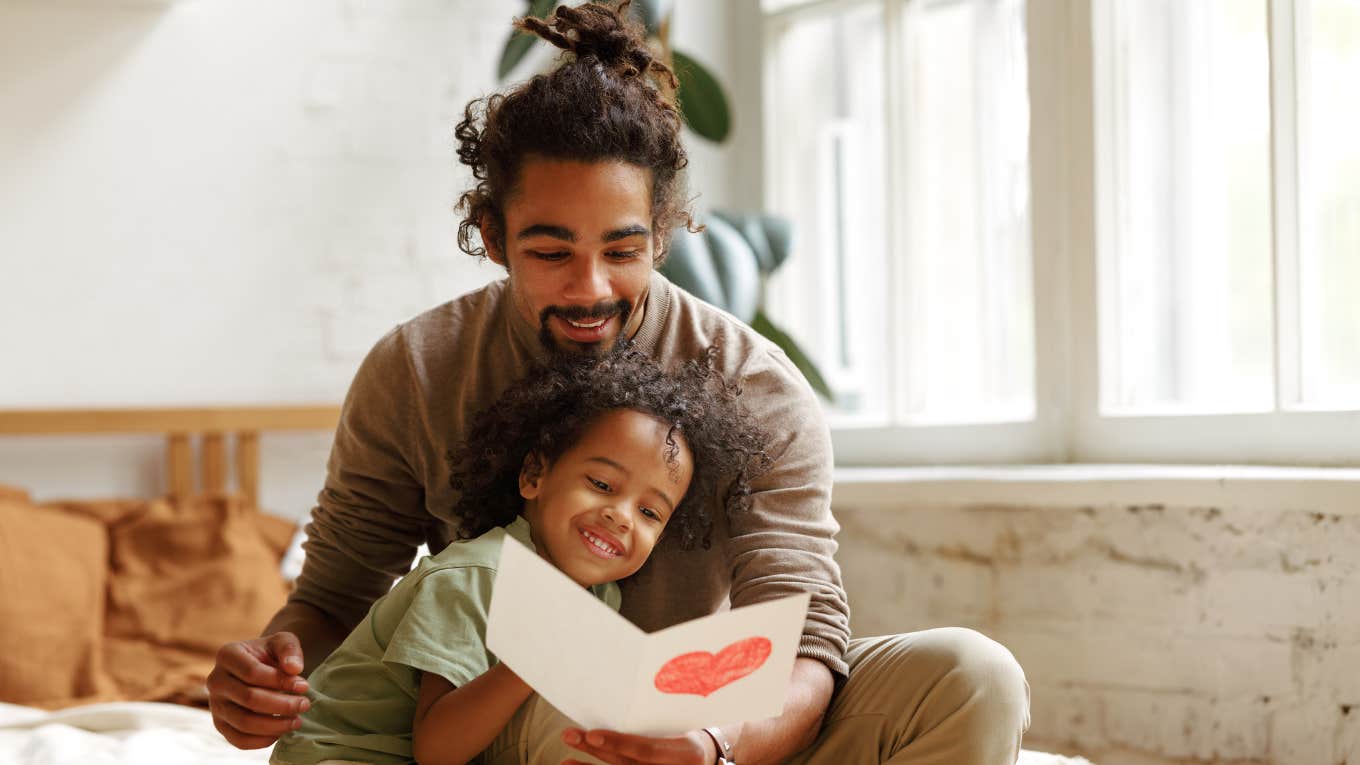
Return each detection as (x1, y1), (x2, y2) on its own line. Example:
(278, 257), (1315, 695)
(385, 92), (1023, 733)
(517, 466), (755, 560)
(640, 506), (662, 522)
(588, 477), (611, 492)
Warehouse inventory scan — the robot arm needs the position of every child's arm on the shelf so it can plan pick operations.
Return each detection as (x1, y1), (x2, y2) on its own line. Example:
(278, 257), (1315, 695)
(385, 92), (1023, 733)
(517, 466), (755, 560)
(411, 664), (534, 765)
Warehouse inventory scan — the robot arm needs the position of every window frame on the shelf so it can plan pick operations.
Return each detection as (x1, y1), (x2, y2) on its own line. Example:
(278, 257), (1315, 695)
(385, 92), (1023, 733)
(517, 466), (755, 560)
(759, 0), (1360, 467)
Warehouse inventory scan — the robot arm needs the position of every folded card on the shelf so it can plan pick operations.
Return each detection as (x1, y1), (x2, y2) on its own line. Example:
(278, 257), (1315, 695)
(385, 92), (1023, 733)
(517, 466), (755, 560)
(485, 535), (810, 736)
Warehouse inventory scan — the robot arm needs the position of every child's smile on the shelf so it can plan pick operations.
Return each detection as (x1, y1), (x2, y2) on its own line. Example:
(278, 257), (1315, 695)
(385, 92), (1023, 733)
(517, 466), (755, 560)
(579, 525), (625, 558)
(520, 408), (694, 587)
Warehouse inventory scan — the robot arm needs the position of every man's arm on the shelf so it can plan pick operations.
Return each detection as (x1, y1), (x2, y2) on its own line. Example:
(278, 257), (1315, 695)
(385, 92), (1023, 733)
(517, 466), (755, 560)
(209, 327), (431, 749)
(723, 657), (833, 763)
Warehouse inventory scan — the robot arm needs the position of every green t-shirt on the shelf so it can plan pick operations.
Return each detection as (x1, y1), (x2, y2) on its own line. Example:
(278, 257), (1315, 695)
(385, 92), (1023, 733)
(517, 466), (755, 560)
(270, 517), (621, 765)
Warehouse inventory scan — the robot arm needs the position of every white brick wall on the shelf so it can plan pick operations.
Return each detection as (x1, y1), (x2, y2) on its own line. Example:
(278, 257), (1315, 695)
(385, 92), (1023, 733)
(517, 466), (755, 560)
(834, 491), (1360, 765)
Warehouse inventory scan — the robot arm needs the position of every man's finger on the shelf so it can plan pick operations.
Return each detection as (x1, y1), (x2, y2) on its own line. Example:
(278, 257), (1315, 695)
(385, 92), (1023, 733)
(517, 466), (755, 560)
(562, 728), (656, 765)
(264, 632), (306, 676)
(214, 642), (306, 693)
(211, 671), (311, 717)
(210, 698), (303, 739)
(211, 715), (287, 752)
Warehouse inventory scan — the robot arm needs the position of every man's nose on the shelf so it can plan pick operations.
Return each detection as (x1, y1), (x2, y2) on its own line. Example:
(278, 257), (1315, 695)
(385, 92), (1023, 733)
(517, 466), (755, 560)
(562, 255), (611, 303)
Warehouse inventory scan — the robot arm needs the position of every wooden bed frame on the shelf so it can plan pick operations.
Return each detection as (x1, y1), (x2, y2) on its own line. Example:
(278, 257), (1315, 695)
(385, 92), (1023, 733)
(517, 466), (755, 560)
(0, 407), (341, 506)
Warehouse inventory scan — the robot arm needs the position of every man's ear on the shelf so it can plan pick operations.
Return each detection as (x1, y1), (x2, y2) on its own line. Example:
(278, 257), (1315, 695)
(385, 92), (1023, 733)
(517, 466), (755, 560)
(518, 452), (546, 500)
(481, 216), (507, 268)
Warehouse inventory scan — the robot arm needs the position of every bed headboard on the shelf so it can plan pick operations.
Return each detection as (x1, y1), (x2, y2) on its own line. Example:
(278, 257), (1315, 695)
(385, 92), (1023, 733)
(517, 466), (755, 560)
(0, 407), (341, 507)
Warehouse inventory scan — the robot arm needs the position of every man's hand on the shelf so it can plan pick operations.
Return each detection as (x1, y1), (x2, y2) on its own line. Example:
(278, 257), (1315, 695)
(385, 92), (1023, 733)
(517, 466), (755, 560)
(560, 727), (717, 765)
(206, 632), (312, 749)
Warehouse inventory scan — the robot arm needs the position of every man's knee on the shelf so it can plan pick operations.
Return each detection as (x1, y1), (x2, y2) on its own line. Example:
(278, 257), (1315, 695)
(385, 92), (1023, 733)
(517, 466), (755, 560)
(910, 627), (1030, 731)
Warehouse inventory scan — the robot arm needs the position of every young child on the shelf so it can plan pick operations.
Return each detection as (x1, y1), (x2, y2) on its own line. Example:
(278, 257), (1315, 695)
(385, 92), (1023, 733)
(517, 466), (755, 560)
(269, 346), (767, 765)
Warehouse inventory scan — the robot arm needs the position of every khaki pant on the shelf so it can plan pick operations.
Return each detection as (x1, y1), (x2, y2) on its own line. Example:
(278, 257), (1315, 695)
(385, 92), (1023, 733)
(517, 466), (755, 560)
(482, 627), (1031, 765)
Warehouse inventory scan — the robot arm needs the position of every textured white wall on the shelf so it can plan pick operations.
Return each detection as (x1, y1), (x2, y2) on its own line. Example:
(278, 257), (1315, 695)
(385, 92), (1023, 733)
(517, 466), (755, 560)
(835, 487), (1360, 765)
(0, 0), (752, 518)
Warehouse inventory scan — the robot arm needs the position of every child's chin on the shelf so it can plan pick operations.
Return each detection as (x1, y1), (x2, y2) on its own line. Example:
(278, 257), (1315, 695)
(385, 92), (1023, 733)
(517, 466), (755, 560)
(568, 566), (624, 588)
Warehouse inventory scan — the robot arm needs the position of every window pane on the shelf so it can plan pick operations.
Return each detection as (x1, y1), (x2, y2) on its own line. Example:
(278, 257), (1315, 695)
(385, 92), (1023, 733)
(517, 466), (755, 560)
(898, 0), (1034, 424)
(765, 4), (891, 423)
(1099, 0), (1274, 413)
(1297, 0), (1360, 407)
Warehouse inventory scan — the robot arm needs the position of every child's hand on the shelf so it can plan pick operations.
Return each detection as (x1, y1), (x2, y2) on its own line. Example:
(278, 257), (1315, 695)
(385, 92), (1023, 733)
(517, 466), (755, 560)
(560, 727), (716, 765)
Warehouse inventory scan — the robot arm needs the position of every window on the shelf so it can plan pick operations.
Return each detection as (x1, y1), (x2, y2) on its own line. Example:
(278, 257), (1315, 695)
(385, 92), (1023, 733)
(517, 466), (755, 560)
(762, 0), (1360, 465)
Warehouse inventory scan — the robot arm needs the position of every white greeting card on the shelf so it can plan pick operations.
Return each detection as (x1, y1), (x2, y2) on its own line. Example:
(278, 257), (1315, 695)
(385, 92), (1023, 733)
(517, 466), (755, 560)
(485, 535), (810, 736)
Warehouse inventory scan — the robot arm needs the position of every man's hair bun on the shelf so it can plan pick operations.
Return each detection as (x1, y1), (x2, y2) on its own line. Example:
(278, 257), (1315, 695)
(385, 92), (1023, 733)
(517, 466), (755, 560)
(515, 0), (678, 89)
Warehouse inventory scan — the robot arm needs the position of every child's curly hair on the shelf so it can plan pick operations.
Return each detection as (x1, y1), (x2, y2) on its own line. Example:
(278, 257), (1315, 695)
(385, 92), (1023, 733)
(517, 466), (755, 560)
(446, 345), (769, 551)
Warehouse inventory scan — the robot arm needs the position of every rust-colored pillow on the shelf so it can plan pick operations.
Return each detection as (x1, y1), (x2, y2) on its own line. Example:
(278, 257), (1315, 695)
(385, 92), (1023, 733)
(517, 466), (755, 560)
(102, 493), (291, 652)
(47, 492), (294, 705)
(110, 494), (292, 703)
(0, 494), (118, 707)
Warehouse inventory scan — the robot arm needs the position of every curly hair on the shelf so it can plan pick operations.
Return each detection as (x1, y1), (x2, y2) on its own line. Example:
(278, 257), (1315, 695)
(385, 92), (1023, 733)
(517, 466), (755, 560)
(446, 345), (768, 552)
(454, 0), (698, 264)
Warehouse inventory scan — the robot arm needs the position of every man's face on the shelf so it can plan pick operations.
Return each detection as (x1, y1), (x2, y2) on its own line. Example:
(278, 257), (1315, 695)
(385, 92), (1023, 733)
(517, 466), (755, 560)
(487, 158), (656, 355)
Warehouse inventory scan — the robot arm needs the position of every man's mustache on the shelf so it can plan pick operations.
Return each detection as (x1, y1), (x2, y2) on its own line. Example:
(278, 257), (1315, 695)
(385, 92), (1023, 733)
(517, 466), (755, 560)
(539, 299), (632, 326)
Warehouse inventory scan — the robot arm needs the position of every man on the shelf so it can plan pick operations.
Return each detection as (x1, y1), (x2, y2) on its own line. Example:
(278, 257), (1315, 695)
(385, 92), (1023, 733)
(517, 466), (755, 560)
(208, 3), (1029, 763)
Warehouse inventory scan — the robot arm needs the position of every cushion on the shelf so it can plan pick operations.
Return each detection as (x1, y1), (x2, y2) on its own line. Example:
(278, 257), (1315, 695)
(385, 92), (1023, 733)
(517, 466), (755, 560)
(0, 494), (118, 707)
(51, 492), (295, 705)
(100, 493), (291, 651)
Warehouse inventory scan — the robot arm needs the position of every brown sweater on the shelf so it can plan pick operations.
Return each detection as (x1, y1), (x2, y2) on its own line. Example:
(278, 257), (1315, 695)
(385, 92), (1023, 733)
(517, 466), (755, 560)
(290, 271), (851, 676)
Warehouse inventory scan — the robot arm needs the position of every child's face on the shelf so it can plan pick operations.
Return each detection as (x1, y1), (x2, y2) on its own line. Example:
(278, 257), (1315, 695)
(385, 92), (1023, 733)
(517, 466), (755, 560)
(520, 409), (694, 587)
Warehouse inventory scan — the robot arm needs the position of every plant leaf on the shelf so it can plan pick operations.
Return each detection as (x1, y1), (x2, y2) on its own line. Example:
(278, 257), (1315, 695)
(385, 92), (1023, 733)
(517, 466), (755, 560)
(672, 49), (731, 143)
(751, 309), (835, 400)
(497, 0), (559, 81)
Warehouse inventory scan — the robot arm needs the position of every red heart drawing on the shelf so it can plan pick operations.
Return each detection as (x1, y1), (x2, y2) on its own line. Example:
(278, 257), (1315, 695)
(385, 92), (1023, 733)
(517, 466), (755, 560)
(653, 636), (773, 697)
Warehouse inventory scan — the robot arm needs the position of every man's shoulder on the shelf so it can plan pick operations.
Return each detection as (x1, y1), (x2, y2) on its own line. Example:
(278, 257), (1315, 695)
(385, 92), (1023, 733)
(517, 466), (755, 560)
(656, 279), (808, 391)
(354, 278), (510, 392)
(386, 278), (507, 351)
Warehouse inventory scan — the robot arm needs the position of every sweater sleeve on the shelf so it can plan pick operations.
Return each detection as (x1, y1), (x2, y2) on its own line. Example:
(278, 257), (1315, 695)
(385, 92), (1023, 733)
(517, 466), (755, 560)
(289, 327), (434, 632)
(728, 352), (850, 678)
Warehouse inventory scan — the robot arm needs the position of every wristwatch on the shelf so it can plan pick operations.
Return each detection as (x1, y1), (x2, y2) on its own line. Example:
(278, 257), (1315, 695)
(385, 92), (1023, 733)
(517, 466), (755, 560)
(703, 726), (736, 765)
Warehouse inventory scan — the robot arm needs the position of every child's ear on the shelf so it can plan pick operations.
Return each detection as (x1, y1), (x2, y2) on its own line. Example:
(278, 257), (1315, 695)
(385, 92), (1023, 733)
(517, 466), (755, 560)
(519, 452), (546, 500)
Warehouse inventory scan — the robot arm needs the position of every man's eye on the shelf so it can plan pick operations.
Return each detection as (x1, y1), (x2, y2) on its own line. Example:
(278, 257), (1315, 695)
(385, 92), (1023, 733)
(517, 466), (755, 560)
(531, 250), (570, 261)
(605, 250), (641, 261)
(588, 477), (611, 492)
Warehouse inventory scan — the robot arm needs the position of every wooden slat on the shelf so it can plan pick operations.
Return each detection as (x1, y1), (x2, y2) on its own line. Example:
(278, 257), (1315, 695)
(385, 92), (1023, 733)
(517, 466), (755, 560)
(236, 431), (260, 507)
(0, 406), (340, 435)
(167, 433), (193, 499)
(201, 432), (226, 492)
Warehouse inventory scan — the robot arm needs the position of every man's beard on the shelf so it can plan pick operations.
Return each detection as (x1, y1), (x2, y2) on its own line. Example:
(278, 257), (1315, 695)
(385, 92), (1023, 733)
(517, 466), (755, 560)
(537, 298), (634, 357)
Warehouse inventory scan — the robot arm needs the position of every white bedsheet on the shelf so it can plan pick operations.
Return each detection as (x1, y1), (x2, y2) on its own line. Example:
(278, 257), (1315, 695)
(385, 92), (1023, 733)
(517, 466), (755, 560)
(0, 701), (269, 765)
(0, 700), (1092, 765)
